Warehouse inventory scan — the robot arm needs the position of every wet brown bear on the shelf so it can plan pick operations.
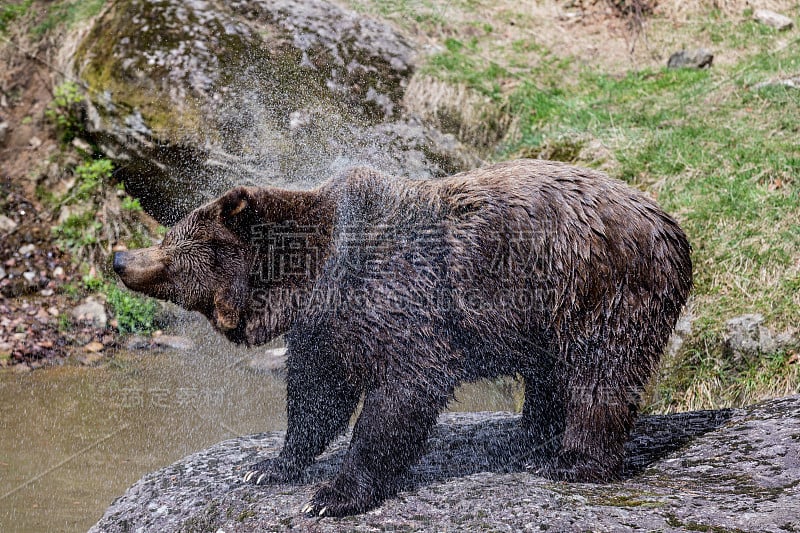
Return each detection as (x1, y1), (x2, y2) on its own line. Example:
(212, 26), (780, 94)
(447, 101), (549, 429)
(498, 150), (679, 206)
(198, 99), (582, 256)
(114, 159), (692, 517)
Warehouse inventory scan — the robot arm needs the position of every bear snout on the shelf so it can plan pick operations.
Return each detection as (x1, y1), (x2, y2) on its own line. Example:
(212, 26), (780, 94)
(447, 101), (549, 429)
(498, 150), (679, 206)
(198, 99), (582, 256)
(113, 247), (167, 293)
(113, 251), (128, 275)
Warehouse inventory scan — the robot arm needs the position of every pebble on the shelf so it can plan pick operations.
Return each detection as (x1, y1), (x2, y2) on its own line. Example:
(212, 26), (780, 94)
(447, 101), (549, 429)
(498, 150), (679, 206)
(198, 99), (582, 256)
(71, 297), (108, 327)
(84, 341), (105, 353)
(0, 214), (17, 233)
(125, 335), (151, 350)
(72, 138), (92, 152)
(41, 289), (54, 296)
(0, 266), (5, 280)
(23, 271), (36, 282)
(19, 244), (36, 255)
(48, 307), (60, 316)
(78, 352), (105, 366)
(53, 266), (65, 279)
(151, 335), (195, 351)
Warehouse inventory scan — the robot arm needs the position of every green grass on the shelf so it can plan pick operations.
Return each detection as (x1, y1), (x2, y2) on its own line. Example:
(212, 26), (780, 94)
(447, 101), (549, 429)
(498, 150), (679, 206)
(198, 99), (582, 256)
(32, 0), (106, 36)
(405, 8), (800, 410)
(0, 0), (32, 33)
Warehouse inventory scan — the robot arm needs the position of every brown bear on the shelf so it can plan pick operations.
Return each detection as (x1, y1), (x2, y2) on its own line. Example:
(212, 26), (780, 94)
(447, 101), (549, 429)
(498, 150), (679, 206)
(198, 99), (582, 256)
(114, 159), (692, 517)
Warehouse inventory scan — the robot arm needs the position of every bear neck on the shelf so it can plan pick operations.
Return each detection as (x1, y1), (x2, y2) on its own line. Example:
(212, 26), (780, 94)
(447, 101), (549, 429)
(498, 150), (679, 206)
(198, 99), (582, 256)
(245, 187), (337, 342)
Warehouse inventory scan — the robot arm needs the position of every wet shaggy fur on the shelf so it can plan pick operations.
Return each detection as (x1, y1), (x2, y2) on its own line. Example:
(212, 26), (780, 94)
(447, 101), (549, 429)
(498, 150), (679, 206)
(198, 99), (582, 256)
(114, 159), (692, 517)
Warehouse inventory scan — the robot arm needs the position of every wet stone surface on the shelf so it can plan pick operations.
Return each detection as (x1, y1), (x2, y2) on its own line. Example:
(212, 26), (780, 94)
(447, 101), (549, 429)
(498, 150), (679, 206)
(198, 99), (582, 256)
(91, 395), (800, 532)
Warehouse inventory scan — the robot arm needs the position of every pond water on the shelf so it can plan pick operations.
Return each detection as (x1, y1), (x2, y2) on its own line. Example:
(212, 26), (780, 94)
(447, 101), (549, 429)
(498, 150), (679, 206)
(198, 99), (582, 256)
(0, 317), (519, 533)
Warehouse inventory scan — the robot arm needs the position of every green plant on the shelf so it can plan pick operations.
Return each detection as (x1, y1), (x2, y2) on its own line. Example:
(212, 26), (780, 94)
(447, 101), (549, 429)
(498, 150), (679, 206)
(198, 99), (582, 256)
(105, 282), (158, 334)
(52, 211), (102, 253)
(57, 313), (74, 332)
(121, 196), (142, 212)
(82, 274), (158, 334)
(32, 0), (107, 37)
(0, 0), (32, 33)
(60, 158), (113, 205)
(45, 81), (84, 142)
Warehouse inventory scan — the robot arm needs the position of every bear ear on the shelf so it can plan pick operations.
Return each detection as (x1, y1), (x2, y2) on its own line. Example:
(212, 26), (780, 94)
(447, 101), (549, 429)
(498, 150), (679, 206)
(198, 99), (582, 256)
(218, 186), (252, 220)
(216, 186), (256, 240)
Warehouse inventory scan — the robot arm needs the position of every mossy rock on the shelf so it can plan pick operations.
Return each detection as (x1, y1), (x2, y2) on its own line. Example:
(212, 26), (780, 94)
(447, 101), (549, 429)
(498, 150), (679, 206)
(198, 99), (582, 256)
(73, 0), (478, 223)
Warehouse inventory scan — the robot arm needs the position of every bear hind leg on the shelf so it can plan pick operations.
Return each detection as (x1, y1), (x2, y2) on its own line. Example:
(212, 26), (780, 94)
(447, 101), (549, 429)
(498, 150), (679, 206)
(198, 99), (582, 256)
(537, 370), (640, 483)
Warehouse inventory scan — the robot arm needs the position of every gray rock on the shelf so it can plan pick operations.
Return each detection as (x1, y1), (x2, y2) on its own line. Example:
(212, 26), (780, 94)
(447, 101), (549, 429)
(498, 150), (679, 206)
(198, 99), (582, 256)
(90, 395), (800, 532)
(18, 243), (35, 256)
(151, 335), (195, 351)
(74, 0), (479, 224)
(665, 303), (693, 357)
(246, 347), (288, 374)
(667, 48), (713, 69)
(754, 75), (800, 90)
(125, 335), (151, 350)
(0, 120), (7, 145)
(754, 9), (794, 31)
(71, 297), (108, 327)
(0, 214), (17, 233)
(724, 313), (795, 361)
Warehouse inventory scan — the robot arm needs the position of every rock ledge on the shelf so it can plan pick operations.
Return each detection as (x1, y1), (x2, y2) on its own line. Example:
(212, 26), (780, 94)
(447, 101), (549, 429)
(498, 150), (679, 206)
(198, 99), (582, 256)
(91, 395), (800, 532)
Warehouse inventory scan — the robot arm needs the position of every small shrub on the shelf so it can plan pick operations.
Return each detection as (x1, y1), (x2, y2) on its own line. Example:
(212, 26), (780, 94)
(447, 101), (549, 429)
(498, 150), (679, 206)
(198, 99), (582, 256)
(72, 158), (113, 200)
(82, 275), (158, 334)
(121, 196), (142, 212)
(45, 81), (84, 142)
(52, 211), (102, 253)
(105, 283), (158, 334)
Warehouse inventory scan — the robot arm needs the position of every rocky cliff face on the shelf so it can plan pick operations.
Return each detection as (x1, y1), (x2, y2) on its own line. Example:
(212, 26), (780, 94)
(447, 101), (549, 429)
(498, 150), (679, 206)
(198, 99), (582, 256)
(73, 0), (478, 223)
(91, 395), (800, 532)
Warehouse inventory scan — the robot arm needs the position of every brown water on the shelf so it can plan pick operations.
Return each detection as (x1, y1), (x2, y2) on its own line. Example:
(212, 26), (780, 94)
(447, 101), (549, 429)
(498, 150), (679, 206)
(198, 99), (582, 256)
(0, 318), (519, 533)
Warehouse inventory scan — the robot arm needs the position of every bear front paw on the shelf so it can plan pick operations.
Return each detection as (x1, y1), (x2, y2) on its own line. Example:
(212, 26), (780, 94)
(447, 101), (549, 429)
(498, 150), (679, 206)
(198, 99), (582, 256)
(301, 479), (381, 517)
(242, 456), (304, 485)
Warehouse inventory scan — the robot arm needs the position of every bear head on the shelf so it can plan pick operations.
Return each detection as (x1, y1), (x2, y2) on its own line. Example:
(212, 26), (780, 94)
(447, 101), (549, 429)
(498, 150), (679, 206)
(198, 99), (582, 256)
(113, 187), (261, 343)
(114, 185), (335, 345)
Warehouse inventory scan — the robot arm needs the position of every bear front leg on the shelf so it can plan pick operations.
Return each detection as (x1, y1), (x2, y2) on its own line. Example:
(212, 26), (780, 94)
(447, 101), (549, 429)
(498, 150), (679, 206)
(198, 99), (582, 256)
(245, 353), (360, 485)
(302, 384), (448, 517)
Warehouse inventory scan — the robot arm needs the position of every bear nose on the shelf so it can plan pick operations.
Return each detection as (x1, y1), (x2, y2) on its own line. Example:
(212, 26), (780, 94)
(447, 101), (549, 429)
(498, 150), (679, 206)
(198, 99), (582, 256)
(113, 252), (127, 275)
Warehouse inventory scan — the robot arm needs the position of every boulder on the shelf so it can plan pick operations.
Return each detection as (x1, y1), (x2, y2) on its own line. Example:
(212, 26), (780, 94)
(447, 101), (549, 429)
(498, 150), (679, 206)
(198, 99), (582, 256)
(91, 395), (800, 532)
(754, 9), (794, 31)
(73, 0), (479, 223)
(71, 297), (108, 327)
(245, 346), (288, 374)
(724, 313), (795, 362)
(667, 48), (713, 69)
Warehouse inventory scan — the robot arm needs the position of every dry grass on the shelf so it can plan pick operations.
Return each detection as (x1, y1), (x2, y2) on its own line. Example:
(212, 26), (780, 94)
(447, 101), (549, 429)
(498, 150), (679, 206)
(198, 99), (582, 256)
(402, 75), (516, 151)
